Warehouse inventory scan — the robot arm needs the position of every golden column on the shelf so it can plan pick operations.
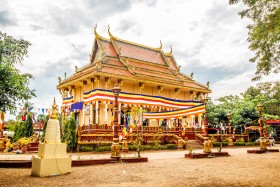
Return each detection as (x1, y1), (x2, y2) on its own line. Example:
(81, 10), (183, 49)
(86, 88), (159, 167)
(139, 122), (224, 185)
(111, 86), (121, 159)
(227, 112), (233, 146)
(258, 103), (266, 150)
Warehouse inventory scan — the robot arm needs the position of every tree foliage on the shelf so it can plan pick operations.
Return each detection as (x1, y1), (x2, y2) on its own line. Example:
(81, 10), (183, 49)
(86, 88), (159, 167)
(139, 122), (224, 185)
(62, 114), (77, 152)
(229, 0), (280, 80)
(0, 31), (36, 113)
(244, 81), (280, 117)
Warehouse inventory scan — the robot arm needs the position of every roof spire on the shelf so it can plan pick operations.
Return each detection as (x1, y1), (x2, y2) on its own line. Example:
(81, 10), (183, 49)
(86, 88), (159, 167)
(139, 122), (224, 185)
(159, 40), (162, 50)
(169, 45), (173, 54)
(108, 24), (114, 38)
(94, 24), (100, 38)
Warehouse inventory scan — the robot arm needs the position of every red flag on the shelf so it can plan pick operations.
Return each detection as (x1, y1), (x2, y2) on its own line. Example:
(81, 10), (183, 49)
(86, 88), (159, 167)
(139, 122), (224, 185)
(41, 121), (44, 129)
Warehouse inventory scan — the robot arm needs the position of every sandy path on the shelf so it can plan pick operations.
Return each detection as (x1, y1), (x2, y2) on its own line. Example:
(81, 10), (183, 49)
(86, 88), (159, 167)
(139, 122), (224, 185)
(0, 146), (279, 187)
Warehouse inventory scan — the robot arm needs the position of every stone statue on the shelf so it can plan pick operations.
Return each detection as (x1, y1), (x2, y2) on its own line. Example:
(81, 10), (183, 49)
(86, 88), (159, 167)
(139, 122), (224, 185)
(177, 138), (183, 149)
(184, 137), (188, 149)
(204, 138), (213, 153)
(4, 139), (11, 152)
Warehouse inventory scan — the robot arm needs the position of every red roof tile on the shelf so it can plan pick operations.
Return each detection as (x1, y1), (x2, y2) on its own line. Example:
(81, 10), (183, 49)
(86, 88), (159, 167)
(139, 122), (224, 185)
(165, 56), (177, 70)
(100, 66), (132, 76)
(114, 40), (166, 65)
(100, 40), (118, 57)
(127, 60), (173, 74)
(134, 69), (179, 81)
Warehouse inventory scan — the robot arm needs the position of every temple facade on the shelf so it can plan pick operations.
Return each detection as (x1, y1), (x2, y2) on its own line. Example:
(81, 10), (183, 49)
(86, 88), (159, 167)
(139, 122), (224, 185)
(57, 27), (211, 129)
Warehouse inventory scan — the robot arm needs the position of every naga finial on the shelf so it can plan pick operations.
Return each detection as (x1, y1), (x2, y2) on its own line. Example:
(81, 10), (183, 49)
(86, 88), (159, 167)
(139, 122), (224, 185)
(190, 73), (193, 79)
(50, 97), (58, 119)
(159, 40), (162, 50)
(94, 24), (99, 37)
(108, 24), (113, 38)
(169, 45), (172, 54)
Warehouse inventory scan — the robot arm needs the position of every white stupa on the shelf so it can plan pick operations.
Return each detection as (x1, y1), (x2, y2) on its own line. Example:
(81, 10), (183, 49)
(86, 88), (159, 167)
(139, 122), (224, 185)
(31, 98), (71, 177)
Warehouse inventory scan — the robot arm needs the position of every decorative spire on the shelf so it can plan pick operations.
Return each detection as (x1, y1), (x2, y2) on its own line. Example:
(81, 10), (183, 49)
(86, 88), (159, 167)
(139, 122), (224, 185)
(159, 40), (162, 50)
(94, 24), (99, 38)
(169, 45), (172, 54)
(108, 24), (114, 38)
(50, 97), (58, 119)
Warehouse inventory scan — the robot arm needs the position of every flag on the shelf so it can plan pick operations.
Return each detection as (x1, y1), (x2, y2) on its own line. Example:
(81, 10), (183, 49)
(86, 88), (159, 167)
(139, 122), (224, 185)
(119, 128), (127, 140)
(32, 114), (36, 123)
(22, 115), (26, 121)
(40, 121), (44, 129)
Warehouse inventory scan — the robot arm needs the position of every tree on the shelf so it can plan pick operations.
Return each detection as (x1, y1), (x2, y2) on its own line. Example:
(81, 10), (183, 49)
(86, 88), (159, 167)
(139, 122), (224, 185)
(244, 81), (280, 117)
(229, 0), (280, 80)
(0, 31), (36, 114)
(62, 114), (77, 152)
(24, 112), (33, 137)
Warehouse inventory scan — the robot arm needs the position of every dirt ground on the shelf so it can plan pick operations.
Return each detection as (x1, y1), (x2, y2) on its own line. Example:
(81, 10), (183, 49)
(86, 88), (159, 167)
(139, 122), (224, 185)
(0, 145), (280, 187)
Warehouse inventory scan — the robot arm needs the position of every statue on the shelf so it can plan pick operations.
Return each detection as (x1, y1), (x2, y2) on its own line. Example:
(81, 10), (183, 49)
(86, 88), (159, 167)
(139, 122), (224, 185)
(184, 137), (188, 149)
(203, 138), (213, 153)
(177, 138), (183, 149)
(206, 81), (210, 88)
(4, 139), (11, 153)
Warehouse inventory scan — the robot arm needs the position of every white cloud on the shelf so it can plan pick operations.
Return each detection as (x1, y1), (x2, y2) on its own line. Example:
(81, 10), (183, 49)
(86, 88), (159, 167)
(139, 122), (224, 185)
(1, 0), (278, 120)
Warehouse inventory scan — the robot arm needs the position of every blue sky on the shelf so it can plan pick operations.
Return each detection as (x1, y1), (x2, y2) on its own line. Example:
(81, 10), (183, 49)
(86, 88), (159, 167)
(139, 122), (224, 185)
(1, 0), (278, 119)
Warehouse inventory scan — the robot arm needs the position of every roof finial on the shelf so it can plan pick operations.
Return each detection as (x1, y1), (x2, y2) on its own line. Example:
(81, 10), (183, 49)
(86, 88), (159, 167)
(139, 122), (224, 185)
(169, 45), (173, 54)
(50, 97), (58, 119)
(94, 24), (101, 39)
(159, 40), (162, 50)
(108, 24), (114, 38)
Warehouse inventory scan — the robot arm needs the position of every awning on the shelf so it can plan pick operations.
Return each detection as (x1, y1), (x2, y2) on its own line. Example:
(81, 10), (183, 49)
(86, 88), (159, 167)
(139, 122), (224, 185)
(70, 101), (84, 112)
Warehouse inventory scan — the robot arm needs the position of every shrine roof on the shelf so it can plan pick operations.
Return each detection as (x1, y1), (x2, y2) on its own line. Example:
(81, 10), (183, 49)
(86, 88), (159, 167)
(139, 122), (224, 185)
(57, 29), (211, 93)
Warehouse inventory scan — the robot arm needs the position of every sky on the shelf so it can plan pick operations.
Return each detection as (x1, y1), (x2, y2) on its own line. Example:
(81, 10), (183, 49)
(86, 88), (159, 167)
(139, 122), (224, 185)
(1, 0), (278, 119)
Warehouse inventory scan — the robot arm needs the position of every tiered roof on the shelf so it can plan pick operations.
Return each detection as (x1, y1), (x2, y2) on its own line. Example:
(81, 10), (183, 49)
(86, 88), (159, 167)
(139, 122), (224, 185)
(57, 26), (211, 93)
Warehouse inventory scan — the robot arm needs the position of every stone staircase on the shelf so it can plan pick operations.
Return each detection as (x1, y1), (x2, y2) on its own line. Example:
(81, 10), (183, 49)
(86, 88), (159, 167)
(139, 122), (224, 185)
(187, 140), (203, 150)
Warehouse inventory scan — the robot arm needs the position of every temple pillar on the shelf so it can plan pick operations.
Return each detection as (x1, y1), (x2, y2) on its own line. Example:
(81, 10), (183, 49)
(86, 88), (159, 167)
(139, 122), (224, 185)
(118, 103), (121, 124)
(105, 103), (108, 124)
(191, 115), (195, 127)
(82, 103), (86, 126)
(95, 100), (99, 124)
(89, 103), (93, 125)
(198, 114), (202, 127)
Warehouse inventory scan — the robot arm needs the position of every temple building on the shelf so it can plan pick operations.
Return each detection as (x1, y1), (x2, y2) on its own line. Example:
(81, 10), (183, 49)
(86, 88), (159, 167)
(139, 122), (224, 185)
(57, 26), (211, 129)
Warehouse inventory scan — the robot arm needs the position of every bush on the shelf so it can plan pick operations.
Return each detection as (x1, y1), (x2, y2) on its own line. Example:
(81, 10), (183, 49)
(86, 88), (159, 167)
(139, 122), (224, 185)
(233, 142), (245, 146)
(213, 142), (222, 147)
(142, 145), (152, 150)
(245, 142), (256, 146)
(128, 144), (137, 151)
(166, 144), (177, 149)
(95, 146), (111, 152)
(153, 144), (166, 150)
(222, 142), (228, 147)
(80, 146), (94, 152)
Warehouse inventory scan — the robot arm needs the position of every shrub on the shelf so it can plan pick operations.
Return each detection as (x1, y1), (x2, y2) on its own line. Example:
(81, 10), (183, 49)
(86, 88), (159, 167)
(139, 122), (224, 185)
(213, 142), (222, 147)
(245, 142), (256, 146)
(80, 146), (94, 152)
(142, 145), (152, 150)
(128, 144), (137, 151)
(95, 146), (111, 152)
(233, 142), (245, 146)
(222, 142), (228, 147)
(166, 144), (177, 149)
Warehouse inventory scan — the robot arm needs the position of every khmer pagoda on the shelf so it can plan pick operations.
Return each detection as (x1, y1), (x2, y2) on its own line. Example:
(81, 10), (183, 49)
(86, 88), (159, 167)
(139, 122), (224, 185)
(57, 26), (211, 143)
